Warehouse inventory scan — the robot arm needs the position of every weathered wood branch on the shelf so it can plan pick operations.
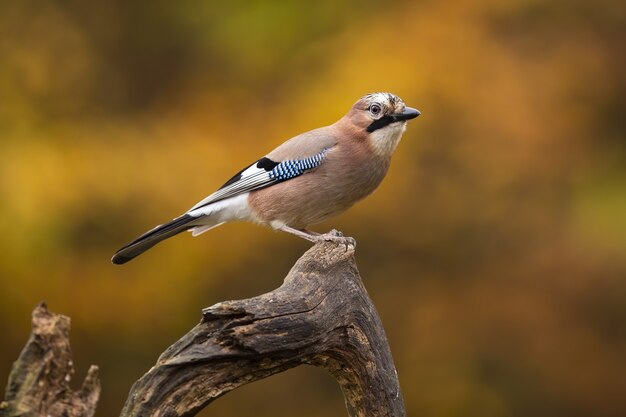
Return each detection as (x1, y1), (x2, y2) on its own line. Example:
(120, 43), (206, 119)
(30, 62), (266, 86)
(3, 240), (405, 417)
(0, 303), (100, 417)
(121, 241), (405, 417)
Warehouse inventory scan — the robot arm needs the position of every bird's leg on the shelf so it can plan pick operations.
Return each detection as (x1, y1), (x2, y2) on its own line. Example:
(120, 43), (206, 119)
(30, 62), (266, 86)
(278, 225), (356, 248)
(277, 225), (319, 242)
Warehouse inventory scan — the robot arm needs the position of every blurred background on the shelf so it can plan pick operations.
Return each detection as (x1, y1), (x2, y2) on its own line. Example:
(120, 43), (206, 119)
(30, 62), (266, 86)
(1, 0), (625, 416)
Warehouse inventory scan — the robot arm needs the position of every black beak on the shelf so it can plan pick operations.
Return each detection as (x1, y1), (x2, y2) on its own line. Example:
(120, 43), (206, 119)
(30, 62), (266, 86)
(392, 106), (420, 121)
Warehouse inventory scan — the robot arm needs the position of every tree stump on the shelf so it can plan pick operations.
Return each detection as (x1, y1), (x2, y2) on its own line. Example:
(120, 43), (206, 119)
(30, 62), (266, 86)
(3, 240), (405, 417)
(0, 303), (100, 417)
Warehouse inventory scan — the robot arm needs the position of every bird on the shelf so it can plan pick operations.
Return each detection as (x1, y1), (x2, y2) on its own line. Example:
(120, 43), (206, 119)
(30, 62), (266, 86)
(111, 92), (420, 264)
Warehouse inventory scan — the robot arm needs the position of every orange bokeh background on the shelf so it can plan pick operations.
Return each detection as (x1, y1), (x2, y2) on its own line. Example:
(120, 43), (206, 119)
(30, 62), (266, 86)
(1, 1), (625, 416)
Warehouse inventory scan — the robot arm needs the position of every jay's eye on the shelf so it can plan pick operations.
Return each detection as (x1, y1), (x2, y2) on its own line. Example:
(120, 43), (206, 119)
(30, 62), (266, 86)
(369, 104), (383, 118)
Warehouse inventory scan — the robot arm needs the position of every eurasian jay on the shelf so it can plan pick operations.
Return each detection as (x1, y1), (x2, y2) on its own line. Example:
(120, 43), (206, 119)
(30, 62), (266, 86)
(112, 92), (420, 264)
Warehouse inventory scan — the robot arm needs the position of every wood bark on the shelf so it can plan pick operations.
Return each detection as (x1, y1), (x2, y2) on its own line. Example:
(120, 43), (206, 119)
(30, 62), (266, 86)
(3, 240), (405, 417)
(0, 303), (100, 417)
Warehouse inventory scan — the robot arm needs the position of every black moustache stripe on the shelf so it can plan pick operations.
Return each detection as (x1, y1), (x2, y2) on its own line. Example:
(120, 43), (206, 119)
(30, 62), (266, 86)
(366, 115), (394, 133)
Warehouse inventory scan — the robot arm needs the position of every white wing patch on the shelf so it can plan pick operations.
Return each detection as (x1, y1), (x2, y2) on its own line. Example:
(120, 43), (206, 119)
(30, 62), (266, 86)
(188, 163), (273, 211)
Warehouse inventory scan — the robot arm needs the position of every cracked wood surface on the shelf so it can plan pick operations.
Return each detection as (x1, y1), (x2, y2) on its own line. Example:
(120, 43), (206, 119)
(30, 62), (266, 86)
(121, 241), (405, 417)
(0, 303), (100, 417)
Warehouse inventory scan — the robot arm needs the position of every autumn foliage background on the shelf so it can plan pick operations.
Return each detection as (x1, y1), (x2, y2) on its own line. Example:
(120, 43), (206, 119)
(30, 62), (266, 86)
(1, 1), (625, 416)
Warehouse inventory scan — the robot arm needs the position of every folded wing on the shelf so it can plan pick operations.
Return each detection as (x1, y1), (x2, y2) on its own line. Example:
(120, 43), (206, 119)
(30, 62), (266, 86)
(188, 148), (331, 214)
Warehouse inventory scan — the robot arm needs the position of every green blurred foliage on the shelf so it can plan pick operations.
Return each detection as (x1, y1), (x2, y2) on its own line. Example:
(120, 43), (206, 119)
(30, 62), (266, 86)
(1, 0), (625, 416)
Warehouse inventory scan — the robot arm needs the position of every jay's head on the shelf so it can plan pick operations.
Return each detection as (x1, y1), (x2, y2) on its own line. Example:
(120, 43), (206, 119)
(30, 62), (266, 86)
(353, 92), (420, 132)
(346, 92), (420, 155)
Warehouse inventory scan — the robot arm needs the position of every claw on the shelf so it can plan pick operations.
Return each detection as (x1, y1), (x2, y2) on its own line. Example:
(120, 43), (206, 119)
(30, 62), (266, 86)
(318, 231), (356, 250)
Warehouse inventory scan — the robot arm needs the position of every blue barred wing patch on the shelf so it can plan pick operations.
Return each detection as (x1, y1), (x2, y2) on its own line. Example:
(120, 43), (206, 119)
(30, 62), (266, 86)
(269, 149), (329, 181)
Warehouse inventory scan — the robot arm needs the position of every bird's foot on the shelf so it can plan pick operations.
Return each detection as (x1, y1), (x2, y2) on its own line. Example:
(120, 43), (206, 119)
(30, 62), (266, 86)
(316, 229), (356, 250)
(277, 225), (355, 249)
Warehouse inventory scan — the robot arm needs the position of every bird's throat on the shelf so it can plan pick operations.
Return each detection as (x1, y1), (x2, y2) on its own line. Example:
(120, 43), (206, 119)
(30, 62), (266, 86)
(368, 122), (406, 156)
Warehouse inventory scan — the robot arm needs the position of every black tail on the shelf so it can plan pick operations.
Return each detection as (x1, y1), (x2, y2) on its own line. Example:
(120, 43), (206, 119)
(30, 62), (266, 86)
(111, 214), (197, 265)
